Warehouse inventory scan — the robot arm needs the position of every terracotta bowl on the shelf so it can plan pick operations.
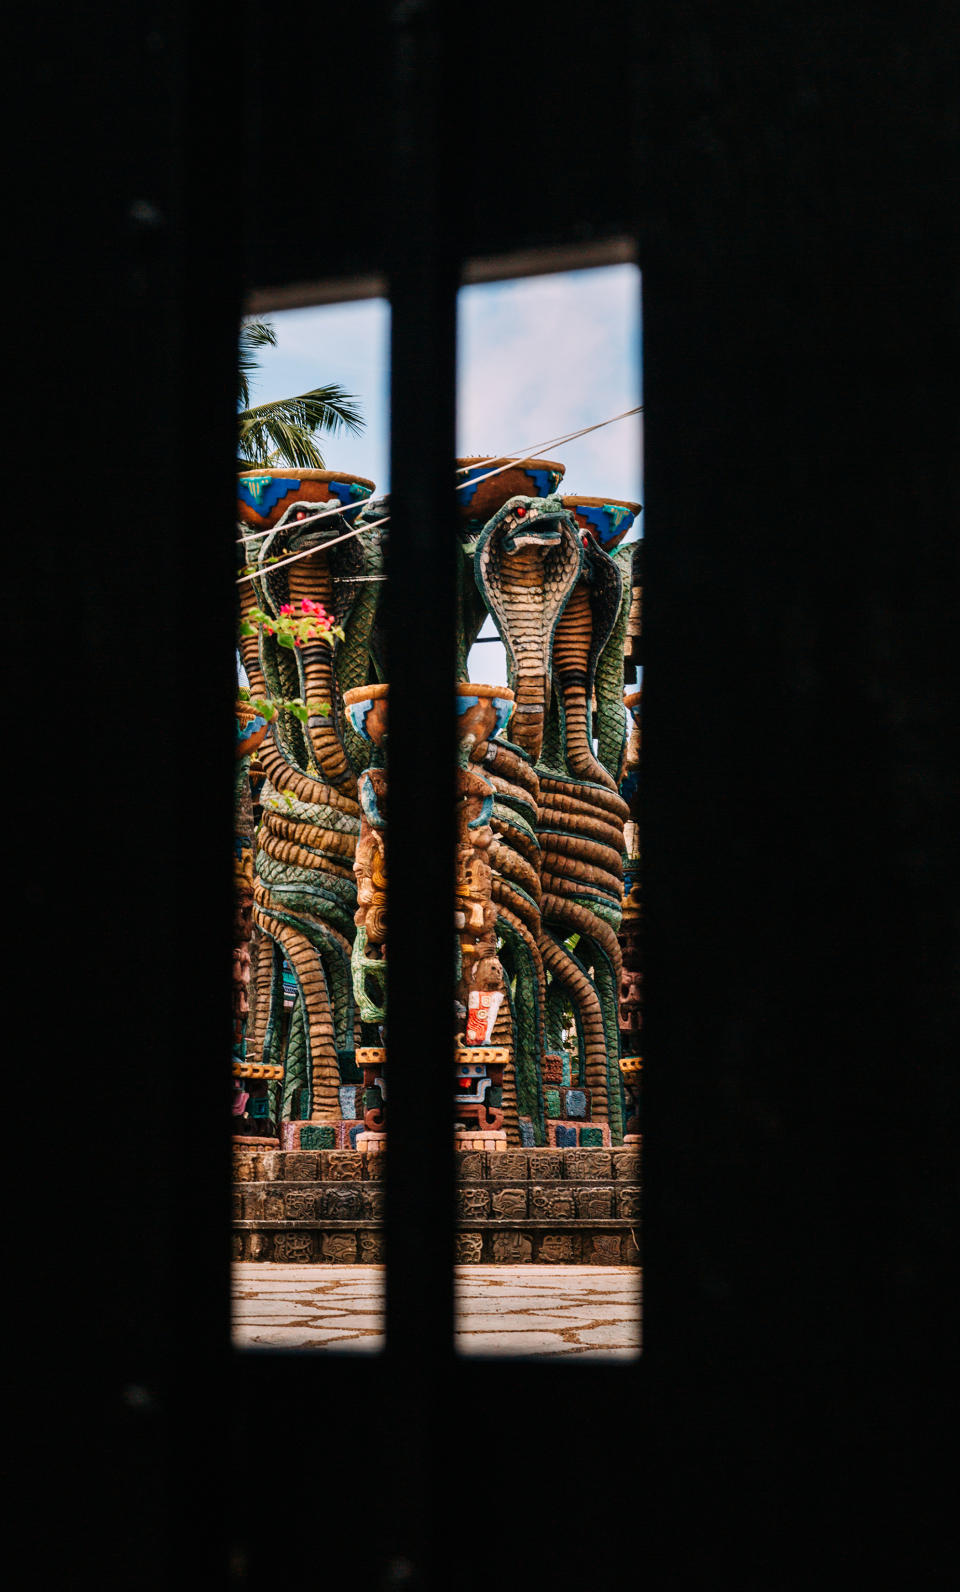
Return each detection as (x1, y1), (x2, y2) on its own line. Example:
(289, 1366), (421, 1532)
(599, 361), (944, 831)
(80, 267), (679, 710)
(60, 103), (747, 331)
(456, 682), (515, 744)
(237, 467), (376, 531)
(235, 699), (273, 759)
(561, 494), (641, 552)
(343, 681), (515, 749)
(455, 457), (565, 526)
(342, 682), (390, 747)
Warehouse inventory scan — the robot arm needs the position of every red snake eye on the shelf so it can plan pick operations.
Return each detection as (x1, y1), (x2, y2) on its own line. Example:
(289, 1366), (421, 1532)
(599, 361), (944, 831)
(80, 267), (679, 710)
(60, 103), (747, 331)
(582, 533), (591, 549)
(514, 503), (527, 518)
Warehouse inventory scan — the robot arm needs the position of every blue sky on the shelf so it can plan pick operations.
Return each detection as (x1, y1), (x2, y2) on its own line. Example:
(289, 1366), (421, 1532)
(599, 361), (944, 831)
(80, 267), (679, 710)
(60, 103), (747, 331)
(243, 264), (642, 686)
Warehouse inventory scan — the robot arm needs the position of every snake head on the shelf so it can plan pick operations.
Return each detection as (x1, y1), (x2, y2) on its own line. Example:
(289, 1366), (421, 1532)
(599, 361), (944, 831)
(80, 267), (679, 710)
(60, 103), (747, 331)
(280, 503), (352, 554)
(486, 492), (575, 553)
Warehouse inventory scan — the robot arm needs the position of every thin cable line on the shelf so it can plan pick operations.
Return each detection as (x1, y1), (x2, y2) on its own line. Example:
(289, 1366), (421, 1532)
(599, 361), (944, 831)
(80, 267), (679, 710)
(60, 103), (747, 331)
(236, 514), (390, 585)
(452, 405), (643, 491)
(235, 402), (643, 581)
(235, 491), (379, 543)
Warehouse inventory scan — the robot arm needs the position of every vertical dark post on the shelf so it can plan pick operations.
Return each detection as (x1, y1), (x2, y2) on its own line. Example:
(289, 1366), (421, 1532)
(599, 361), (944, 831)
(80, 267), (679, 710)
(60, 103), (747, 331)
(383, 2), (457, 1584)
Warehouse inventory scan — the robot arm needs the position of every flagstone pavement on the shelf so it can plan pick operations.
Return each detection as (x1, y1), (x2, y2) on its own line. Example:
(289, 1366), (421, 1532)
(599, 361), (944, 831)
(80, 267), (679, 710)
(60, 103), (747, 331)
(233, 1265), (641, 1358)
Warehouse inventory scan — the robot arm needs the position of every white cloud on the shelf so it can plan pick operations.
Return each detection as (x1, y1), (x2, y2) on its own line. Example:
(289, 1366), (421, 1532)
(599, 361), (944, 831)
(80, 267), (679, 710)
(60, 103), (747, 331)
(458, 264), (643, 514)
(244, 263), (643, 525)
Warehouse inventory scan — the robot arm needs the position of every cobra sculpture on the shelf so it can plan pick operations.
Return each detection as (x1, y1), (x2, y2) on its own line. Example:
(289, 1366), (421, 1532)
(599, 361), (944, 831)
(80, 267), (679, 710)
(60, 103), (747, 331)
(234, 461), (640, 1150)
(472, 487), (639, 1143)
(236, 470), (383, 1138)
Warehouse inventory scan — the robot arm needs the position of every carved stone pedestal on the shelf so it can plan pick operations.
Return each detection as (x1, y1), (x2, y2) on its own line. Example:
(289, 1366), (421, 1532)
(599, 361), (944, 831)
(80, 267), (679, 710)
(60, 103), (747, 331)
(355, 1130), (387, 1153)
(454, 1129), (507, 1152)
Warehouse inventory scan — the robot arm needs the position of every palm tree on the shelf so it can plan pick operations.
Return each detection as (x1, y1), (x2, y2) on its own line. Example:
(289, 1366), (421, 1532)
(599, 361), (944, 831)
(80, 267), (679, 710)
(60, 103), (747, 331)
(237, 318), (364, 468)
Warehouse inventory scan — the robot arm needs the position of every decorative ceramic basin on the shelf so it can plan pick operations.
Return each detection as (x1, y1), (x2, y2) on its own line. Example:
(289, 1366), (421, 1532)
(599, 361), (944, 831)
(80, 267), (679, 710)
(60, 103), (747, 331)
(237, 467), (376, 531)
(561, 494), (641, 552)
(455, 457), (565, 526)
(455, 681), (515, 743)
(343, 682), (514, 749)
(235, 698), (273, 759)
(342, 682), (389, 746)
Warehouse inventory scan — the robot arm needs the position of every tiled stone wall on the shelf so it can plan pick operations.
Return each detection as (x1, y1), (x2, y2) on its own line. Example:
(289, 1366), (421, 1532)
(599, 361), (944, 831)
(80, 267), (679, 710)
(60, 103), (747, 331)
(232, 1145), (641, 1264)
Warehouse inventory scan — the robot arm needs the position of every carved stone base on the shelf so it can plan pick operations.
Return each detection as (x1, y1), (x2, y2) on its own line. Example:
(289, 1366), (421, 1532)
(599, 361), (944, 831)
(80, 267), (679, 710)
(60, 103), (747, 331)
(355, 1130), (388, 1153)
(454, 1129), (507, 1152)
(623, 1134), (642, 1145)
(233, 1146), (641, 1263)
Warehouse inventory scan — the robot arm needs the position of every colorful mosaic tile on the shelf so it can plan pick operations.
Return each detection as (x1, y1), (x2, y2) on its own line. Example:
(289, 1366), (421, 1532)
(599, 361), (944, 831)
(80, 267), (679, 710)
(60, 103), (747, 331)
(299, 1125), (336, 1150)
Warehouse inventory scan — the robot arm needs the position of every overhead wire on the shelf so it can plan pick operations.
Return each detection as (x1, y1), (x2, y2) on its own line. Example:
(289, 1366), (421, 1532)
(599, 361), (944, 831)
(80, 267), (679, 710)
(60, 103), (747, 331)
(235, 401), (643, 584)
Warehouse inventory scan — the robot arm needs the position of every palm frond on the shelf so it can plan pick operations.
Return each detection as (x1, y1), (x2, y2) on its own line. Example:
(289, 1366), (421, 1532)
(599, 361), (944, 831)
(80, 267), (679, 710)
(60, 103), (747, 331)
(239, 386), (364, 437)
(237, 318), (278, 408)
(237, 415), (329, 470)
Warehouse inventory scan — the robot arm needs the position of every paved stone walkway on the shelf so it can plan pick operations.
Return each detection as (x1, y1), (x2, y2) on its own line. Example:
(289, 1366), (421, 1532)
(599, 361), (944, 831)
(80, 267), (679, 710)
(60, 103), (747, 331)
(233, 1265), (641, 1357)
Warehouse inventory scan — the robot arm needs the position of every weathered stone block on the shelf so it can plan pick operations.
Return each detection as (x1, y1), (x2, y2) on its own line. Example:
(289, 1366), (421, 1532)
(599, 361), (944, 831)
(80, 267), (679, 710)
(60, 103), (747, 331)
(263, 1191), (286, 1221)
(275, 1231), (316, 1262)
(455, 1149), (485, 1181)
(232, 1190), (244, 1221)
(325, 1151), (363, 1181)
(563, 1087), (588, 1119)
(231, 1233), (244, 1262)
(490, 1186), (528, 1218)
(584, 1233), (622, 1265)
(487, 1150), (528, 1182)
(282, 1189), (322, 1221)
(361, 1152), (385, 1179)
(537, 1233), (580, 1263)
(562, 1148), (612, 1181)
(258, 1150), (282, 1182)
(541, 1054), (564, 1084)
(321, 1232), (357, 1262)
(338, 1084), (359, 1118)
(324, 1184), (363, 1220)
(455, 1232), (483, 1264)
(248, 1231), (272, 1261)
(527, 1150), (563, 1178)
(622, 1229), (642, 1263)
(531, 1184), (576, 1219)
(551, 1123), (578, 1147)
(457, 1185), (491, 1220)
(611, 1149), (641, 1182)
(518, 1118), (536, 1147)
(280, 1151), (318, 1181)
(360, 1186), (384, 1219)
(615, 1186), (642, 1219)
(242, 1188), (265, 1220)
(233, 1155), (254, 1182)
(576, 1185), (613, 1219)
(360, 1232), (385, 1262)
(491, 1230), (533, 1262)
